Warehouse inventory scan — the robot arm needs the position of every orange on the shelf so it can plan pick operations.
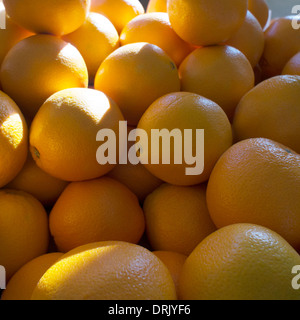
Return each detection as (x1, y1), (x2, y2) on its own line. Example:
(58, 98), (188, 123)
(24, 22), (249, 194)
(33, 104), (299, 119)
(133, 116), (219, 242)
(107, 126), (163, 203)
(0, 90), (28, 188)
(0, 34), (88, 121)
(62, 12), (120, 84)
(0, 13), (33, 68)
(6, 153), (69, 208)
(224, 11), (265, 68)
(29, 88), (124, 182)
(0, 189), (49, 280)
(49, 177), (145, 253)
(107, 160), (163, 204)
(143, 183), (217, 256)
(232, 75), (300, 154)
(179, 45), (255, 121)
(94, 42), (180, 126)
(2, 0), (90, 36)
(31, 241), (177, 300)
(1, 252), (63, 300)
(282, 52), (300, 76)
(260, 16), (300, 79)
(179, 223), (300, 300)
(248, 0), (270, 30)
(120, 12), (194, 66)
(206, 138), (300, 251)
(146, 0), (167, 13)
(153, 251), (187, 297)
(137, 92), (232, 186)
(90, 0), (144, 34)
(167, 0), (248, 46)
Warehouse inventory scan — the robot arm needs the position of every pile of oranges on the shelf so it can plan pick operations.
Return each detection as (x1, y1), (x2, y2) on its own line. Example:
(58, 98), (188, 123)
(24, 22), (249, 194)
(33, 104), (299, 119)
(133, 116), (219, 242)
(0, 0), (300, 300)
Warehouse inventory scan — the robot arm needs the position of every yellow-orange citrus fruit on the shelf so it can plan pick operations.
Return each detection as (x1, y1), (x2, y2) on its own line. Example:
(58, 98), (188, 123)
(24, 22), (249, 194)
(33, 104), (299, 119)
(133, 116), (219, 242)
(0, 90), (28, 188)
(0, 189), (49, 280)
(179, 223), (300, 300)
(107, 126), (163, 203)
(2, 0), (91, 36)
(167, 0), (248, 46)
(6, 153), (69, 208)
(137, 92), (232, 186)
(120, 12), (194, 66)
(49, 177), (145, 253)
(107, 160), (163, 204)
(31, 241), (177, 300)
(146, 0), (167, 13)
(0, 34), (88, 121)
(62, 12), (119, 84)
(282, 52), (300, 76)
(90, 0), (144, 34)
(224, 11), (264, 68)
(206, 138), (300, 251)
(29, 88), (124, 182)
(153, 250), (187, 297)
(1, 252), (63, 300)
(232, 75), (300, 154)
(179, 45), (255, 120)
(0, 13), (33, 68)
(144, 183), (217, 256)
(94, 42), (180, 126)
(260, 16), (300, 79)
(248, 0), (270, 30)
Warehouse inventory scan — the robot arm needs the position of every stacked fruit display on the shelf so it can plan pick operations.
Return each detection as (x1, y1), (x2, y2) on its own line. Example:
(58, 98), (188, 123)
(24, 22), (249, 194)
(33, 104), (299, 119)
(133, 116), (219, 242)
(0, 0), (300, 300)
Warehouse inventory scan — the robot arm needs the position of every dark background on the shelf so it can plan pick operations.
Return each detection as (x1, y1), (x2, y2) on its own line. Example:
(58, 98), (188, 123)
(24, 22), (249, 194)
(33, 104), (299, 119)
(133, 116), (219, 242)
(140, 0), (149, 10)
